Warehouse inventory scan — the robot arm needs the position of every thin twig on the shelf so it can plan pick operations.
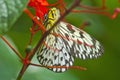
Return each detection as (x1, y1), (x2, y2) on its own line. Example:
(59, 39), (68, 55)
(78, 0), (106, 10)
(30, 62), (87, 71)
(72, 8), (120, 19)
(0, 36), (23, 60)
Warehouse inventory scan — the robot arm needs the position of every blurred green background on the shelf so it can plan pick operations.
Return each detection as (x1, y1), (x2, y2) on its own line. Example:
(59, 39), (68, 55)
(0, 0), (120, 80)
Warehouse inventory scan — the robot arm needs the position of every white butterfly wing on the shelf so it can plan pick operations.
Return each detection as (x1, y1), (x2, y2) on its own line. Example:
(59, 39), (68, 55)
(37, 21), (104, 72)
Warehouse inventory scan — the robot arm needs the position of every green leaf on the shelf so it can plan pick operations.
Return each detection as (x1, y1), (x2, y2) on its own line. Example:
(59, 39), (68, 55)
(0, 0), (28, 35)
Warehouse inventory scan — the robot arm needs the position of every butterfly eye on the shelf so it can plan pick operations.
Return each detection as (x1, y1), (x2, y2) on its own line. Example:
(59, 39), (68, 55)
(44, 14), (48, 21)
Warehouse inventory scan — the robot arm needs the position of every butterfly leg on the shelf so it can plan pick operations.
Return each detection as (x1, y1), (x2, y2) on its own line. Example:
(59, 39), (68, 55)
(79, 21), (91, 29)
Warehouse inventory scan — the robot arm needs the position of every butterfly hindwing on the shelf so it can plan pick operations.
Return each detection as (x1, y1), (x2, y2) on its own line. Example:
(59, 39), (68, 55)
(37, 33), (74, 72)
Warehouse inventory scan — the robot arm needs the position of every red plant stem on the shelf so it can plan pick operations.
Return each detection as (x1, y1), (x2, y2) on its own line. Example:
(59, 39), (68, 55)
(47, 0), (61, 7)
(16, 64), (28, 80)
(23, 8), (46, 33)
(0, 36), (23, 61)
(72, 8), (120, 19)
(119, 0), (120, 3)
(102, 0), (106, 8)
(78, 0), (106, 10)
(48, 0), (66, 9)
(16, 0), (81, 79)
(79, 0), (106, 10)
(73, 0), (120, 19)
(30, 63), (87, 71)
(17, 54), (30, 80)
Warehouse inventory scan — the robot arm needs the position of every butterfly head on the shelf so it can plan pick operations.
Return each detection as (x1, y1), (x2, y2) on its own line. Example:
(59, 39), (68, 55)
(43, 8), (60, 27)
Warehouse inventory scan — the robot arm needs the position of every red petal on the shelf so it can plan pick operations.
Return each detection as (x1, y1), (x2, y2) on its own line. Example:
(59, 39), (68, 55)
(28, 0), (49, 19)
(37, 0), (49, 6)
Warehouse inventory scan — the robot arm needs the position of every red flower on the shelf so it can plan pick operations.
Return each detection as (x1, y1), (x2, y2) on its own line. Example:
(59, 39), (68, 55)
(28, 0), (49, 20)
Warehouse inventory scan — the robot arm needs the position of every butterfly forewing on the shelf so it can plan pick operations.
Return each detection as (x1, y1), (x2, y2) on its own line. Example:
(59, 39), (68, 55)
(58, 22), (104, 59)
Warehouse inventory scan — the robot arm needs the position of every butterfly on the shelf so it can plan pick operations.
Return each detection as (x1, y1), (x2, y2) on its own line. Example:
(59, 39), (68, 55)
(37, 7), (104, 72)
